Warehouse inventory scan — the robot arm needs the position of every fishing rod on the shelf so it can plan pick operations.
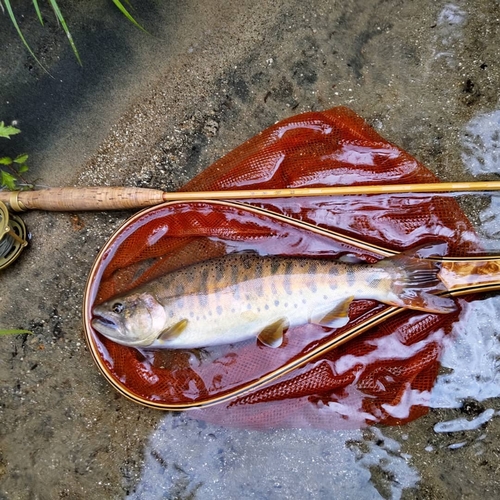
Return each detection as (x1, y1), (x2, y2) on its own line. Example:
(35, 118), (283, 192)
(2, 181), (500, 212)
(1, 180), (500, 270)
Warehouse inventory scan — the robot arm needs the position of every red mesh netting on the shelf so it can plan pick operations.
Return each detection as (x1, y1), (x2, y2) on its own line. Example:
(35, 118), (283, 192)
(84, 107), (480, 429)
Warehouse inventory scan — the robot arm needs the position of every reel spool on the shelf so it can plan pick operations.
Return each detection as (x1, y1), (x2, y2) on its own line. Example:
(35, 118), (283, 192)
(0, 201), (28, 270)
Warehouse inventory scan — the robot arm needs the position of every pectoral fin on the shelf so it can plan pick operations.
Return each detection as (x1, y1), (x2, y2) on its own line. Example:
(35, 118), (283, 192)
(158, 319), (189, 342)
(257, 318), (289, 348)
(310, 296), (354, 328)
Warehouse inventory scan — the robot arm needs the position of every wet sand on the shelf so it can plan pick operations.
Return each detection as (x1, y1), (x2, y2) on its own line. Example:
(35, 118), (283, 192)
(1, 1), (500, 498)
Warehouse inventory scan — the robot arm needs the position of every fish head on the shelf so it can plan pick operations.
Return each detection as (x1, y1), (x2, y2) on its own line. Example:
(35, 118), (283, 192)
(91, 292), (167, 347)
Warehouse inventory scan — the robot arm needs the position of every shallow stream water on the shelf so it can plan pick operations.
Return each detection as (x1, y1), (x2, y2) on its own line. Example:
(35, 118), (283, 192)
(2, 1), (500, 498)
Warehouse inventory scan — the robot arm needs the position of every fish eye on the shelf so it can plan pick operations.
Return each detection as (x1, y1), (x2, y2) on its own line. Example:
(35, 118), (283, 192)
(112, 302), (124, 314)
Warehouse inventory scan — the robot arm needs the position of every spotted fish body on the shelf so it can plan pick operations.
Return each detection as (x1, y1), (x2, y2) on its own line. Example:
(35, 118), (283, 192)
(92, 250), (455, 349)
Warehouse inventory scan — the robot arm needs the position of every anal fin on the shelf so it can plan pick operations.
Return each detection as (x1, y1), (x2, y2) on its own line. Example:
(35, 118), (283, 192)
(257, 318), (289, 348)
(310, 296), (354, 328)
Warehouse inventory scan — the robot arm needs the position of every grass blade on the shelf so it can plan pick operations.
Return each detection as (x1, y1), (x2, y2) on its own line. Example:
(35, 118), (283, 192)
(0, 329), (33, 336)
(32, 0), (44, 25)
(111, 0), (146, 32)
(3, 0), (48, 72)
(47, 0), (82, 65)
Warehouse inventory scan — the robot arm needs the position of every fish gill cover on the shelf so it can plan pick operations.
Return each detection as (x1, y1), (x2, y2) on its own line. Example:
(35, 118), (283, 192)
(84, 107), (481, 429)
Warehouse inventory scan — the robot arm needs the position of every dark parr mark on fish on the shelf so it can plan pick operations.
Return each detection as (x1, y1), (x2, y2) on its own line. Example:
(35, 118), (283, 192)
(215, 263), (225, 282)
(284, 261), (294, 275)
(231, 264), (239, 286)
(307, 280), (317, 294)
(367, 272), (382, 288)
(328, 265), (340, 276)
(254, 260), (263, 278)
(200, 268), (209, 294)
(308, 261), (318, 274)
(216, 305), (223, 315)
(198, 268), (209, 307)
(252, 260), (265, 294)
(346, 266), (355, 287)
(284, 262), (294, 295)
(242, 255), (253, 270)
(198, 294), (208, 307)
(270, 259), (281, 275)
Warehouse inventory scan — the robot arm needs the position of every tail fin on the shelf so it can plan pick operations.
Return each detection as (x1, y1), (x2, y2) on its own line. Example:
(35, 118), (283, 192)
(377, 242), (456, 314)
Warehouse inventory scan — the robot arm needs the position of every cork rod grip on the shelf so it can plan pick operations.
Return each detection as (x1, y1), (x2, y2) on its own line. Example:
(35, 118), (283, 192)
(0, 187), (166, 212)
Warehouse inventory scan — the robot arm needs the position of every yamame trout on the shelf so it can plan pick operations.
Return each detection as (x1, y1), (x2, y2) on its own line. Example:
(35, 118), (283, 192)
(91, 247), (455, 349)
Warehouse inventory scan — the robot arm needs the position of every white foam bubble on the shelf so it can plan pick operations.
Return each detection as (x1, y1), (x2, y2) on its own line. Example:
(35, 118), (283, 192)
(462, 109), (500, 176)
(431, 4), (466, 65)
(437, 4), (466, 26)
(129, 415), (419, 500)
(434, 408), (495, 433)
(431, 297), (500, 409)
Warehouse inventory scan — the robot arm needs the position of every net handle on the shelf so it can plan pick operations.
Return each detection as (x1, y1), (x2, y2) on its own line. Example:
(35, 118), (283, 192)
(3, 181), (500, 212)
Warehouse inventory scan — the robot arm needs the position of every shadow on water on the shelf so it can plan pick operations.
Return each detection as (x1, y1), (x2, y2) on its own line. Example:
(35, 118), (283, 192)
(0, 0), (178, 181)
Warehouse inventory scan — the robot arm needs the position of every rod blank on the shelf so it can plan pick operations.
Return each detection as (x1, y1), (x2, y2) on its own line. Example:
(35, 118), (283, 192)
(2, 181), (500, 212)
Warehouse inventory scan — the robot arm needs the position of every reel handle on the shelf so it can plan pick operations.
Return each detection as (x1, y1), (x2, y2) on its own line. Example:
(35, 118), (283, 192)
(1, 187), (165, 212)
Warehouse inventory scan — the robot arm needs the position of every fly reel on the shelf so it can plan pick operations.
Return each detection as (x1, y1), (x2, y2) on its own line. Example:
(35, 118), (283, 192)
(0, 200), (28, 270)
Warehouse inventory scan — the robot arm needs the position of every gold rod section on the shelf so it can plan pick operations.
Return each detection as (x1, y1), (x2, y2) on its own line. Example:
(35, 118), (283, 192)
(3, 181), (500, 212)
(161, 181), (500, 202)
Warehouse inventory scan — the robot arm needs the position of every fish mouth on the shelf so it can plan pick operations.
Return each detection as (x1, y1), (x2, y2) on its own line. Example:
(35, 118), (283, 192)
(91, 313), (156, 347)
(91, 314), (121, 338)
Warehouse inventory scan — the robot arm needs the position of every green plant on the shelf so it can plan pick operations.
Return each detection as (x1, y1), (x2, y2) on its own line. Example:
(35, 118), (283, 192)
(0, 122), (32, 191)
(0, 329), (33, 335)
(0, 0), (145, 69)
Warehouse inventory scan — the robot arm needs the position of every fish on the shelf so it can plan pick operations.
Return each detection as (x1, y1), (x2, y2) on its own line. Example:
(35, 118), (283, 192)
(91, 247), (455, 349)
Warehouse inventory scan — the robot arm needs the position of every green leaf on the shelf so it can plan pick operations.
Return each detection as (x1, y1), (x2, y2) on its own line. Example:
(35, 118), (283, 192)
(3, 0), (49, 73)
(18, 164), (29, 174)
(14, 153), (29, 164)
(0, 121), (20, 139)
(0, 157), (13, 165)
(0, 329), (33, 336)
(48, 0), (82, 65)
(112, 0), (147, 32)
(1, 171), (18, 190)
(32, 0), (44, 25)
